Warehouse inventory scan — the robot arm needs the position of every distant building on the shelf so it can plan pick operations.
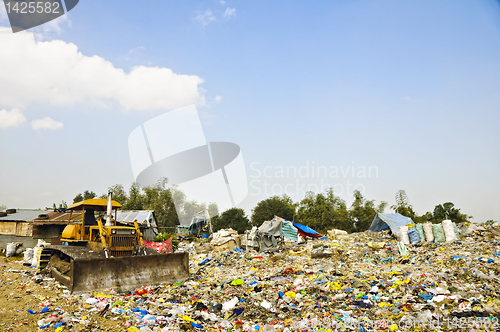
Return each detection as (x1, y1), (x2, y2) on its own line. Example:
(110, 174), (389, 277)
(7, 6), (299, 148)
(115, 210), (159, 240)
(0, 209), (42, 249)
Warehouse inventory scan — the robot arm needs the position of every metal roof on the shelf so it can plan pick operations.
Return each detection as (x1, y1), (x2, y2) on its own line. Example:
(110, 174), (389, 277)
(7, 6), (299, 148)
(34, 211), (83, 223)
(0, 210), (49, 222)
(47, 212), (82, 221)
(116, 211), (156, 227)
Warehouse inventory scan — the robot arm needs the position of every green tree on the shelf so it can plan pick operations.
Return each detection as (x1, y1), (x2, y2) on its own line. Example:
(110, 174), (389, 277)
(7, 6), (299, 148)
(213, 208), (250, 233)
(122, 182), (144, 210)
(296, 189), (351, 233)
(431, 202), (470, 223)
(106, 184), (128, 205)
(53, 200), (68, 212)
(391, 190), (416, 219)
(251, 195), (295, 226)
(208, 203), (219, 218)
(83, 190), (97, 200)
(349, 190), (382, 233)
(142, 179), (179, 229)
(377, 201), (388, 213)
(73, 193), (84, 203)
(0, 205), (6, 212)
(414, 212), (433, 223)
(182, 200), (208, 225)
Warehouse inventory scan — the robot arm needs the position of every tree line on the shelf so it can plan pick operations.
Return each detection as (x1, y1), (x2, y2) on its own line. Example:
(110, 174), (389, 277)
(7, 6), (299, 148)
(69, 180), (471, 235)
(213, 189), (470, 234)
(71, 179), (218, 229)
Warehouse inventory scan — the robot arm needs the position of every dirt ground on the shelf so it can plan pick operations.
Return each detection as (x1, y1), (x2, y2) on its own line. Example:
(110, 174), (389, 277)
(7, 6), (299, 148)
(0, 256), (120, 331)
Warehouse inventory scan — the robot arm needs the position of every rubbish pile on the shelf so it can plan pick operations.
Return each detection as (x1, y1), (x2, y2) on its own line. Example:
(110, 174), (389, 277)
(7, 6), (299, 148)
(211, 229), (240, 252)
(1, 221), (500, 331)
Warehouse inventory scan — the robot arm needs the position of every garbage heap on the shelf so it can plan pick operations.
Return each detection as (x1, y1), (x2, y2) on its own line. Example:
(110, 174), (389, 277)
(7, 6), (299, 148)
(1, 222), (500, 331)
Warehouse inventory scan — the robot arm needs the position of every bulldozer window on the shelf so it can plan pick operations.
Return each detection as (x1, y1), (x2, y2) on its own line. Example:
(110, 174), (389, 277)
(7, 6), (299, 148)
(84, 208), (97, 226)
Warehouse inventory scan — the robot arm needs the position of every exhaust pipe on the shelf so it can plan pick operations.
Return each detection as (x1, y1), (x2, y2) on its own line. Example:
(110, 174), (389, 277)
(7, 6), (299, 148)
(105, 192), (113, 227)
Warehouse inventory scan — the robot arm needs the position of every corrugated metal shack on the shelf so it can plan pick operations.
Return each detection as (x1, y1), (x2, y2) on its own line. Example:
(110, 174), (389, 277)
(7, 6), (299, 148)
(115, 210), (159, 241)
(0, 210), (45, 249)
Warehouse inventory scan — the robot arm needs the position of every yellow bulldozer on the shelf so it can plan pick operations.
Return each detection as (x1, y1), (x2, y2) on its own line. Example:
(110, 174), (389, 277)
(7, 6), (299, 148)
(40, 193), (189, 292)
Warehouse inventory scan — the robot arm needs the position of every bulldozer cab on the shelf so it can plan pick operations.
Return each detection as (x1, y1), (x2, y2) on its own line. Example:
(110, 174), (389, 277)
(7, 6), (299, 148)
(83, 208), (97, 226)
(61, 197), (143, 257)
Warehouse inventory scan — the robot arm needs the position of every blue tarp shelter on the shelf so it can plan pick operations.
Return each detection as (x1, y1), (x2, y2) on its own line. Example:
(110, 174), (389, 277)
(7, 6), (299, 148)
(293, 222), (323, 238)
(369, 213), (413, 234)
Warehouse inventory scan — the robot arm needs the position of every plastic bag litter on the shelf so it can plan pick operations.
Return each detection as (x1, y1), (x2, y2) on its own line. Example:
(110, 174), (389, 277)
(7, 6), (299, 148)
(398, 226), (410, 245)
(432, 224), (446, 242)
(367, 242), (385, 249)
(327, 229), (348, 240)
(415, 223), (425, 241)
(6, 243), (17, 257)
(23, 248), (34, 262)
(442, 220), (457, 242)
(222, 297), (238, 311)
(464, 223), (485, 235)
(423, 223), (434, 242)
(452, 222), (461, 239)
(397, 241), (409, 257)
(408, 227), (420, 244)
(246, 227), (258, 250)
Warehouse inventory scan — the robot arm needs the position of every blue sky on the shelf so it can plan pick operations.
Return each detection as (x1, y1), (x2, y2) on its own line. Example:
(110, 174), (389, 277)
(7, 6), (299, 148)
(0, 0), (499, 222)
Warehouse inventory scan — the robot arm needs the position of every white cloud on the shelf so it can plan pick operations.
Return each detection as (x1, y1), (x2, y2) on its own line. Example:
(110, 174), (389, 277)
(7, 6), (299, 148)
(195, 10), (216, 27)
(42, 191), (55, 197)
(31, 117), (63, 130)
(214, 95), (223, 103)
(0, 108), (26, 129)
(224, 8), (236, 18)
(129, 46), (144, 53)
(0, 27), (206, 112)
(402, 96), (412, 100)
(220, 1), (226, 4)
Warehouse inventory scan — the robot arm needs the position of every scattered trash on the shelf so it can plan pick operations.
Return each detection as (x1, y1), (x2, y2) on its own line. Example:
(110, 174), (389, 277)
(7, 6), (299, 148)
(1, 220), (500, 330)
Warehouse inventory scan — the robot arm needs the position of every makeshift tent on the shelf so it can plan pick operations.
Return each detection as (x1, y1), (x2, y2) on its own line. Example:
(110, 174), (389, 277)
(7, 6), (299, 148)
(250, 216), (328, 251)
(369, 213), (413, 235)
(273, 216), (298, 242)
(282, 221), (298, 242)
(293, 222), (323, 238)
(256, 219), (284, 252)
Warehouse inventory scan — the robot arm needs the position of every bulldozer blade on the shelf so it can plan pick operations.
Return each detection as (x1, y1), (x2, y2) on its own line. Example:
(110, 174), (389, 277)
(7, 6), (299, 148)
(68, 252), (189, 292)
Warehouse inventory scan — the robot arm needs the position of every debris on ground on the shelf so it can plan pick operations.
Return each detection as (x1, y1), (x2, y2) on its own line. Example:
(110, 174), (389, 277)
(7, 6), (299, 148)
(1, 221), (500, 331)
